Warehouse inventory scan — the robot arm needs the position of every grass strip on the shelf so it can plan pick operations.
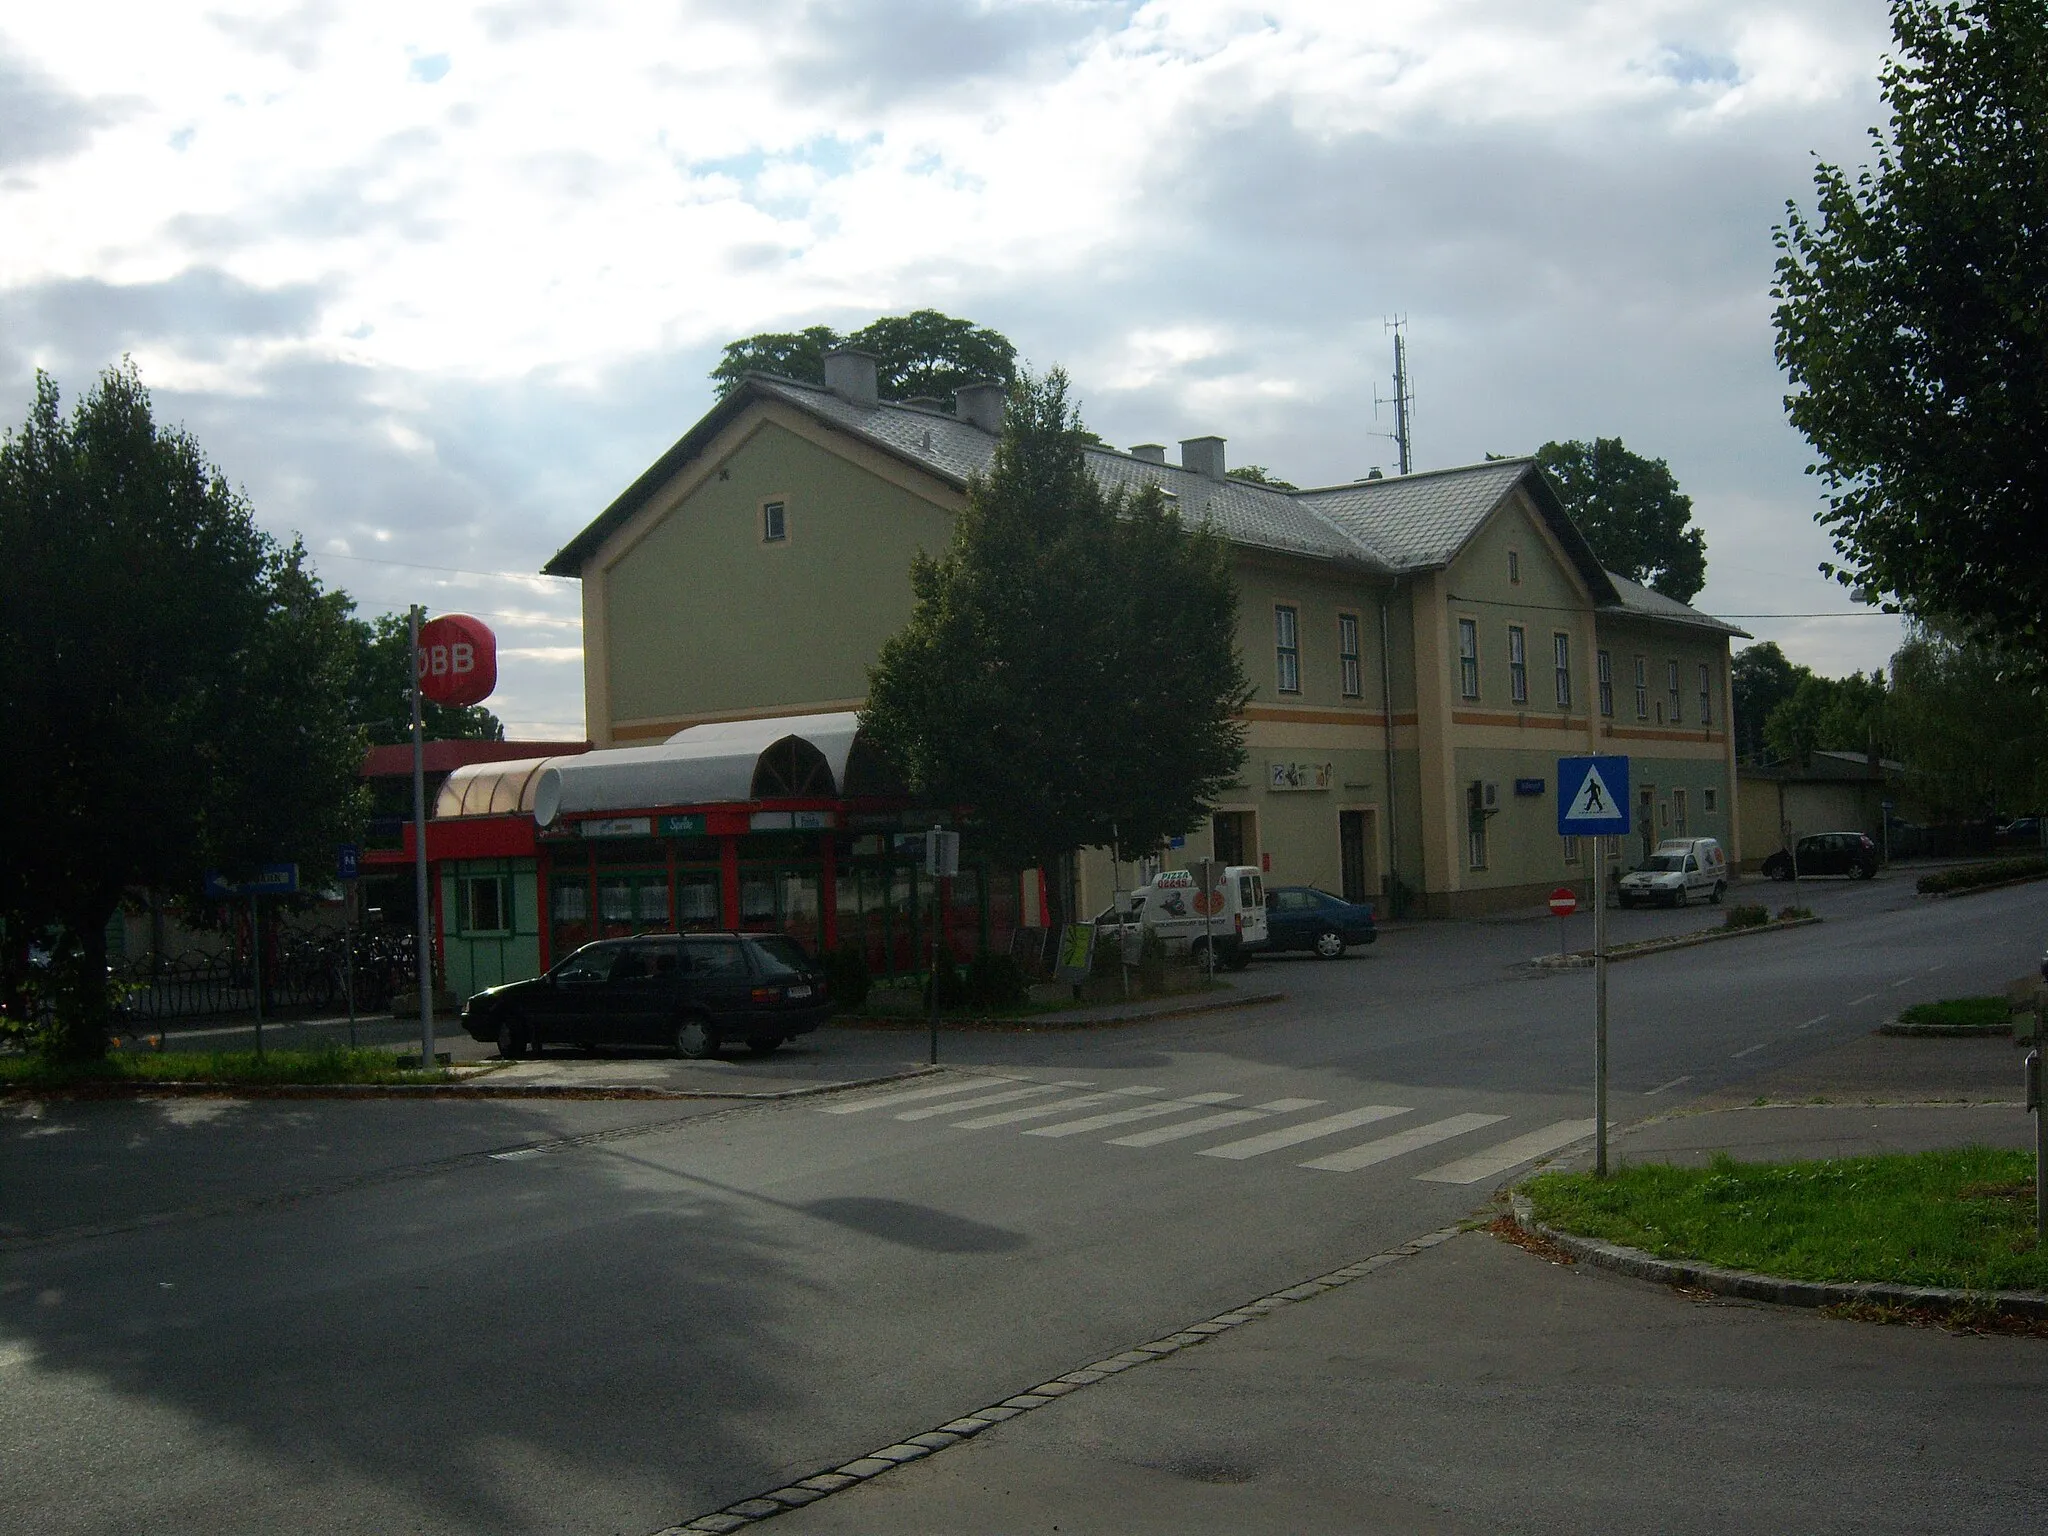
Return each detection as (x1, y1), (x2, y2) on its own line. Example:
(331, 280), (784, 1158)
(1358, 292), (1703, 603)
(1896, 996), (2010, 1030)
(1527, 1147), (2046, 1293)
(0, 1045), (455, 1089)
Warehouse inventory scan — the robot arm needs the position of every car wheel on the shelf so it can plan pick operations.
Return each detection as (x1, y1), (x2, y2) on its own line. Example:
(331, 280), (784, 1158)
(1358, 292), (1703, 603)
(1711, 881), (1726, 904)
(495, 1016), (528, 1060)
(1672, 886), (1687, 908)
(674, 1017), (721, 1060)
(1313, 929), (1346, 960)
(745, 1035), (783, 1056)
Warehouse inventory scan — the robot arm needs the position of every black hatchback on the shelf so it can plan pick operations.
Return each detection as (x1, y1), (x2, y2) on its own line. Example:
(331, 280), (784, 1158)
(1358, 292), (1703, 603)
(461, 932), (831, 1060)
(1761, 832), (1880, 881)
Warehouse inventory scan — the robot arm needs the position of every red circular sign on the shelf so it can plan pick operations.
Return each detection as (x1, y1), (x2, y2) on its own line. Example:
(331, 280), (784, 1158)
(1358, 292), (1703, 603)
(1548, 887), (1578, 918)
(416, 614), (498, 707)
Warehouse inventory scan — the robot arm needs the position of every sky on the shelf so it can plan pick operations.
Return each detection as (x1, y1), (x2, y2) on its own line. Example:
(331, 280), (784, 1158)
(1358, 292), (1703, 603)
(2, 0), (1906, 738)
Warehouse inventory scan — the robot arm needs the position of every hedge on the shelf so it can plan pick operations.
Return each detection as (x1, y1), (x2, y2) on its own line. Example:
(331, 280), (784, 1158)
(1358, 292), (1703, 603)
(1916, 855), (2048, 895)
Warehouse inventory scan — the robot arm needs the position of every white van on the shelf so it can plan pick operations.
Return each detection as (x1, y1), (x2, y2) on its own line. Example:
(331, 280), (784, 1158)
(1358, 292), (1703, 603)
(1100, 865), (1269, 969)
(1618, 837), (1727, 908)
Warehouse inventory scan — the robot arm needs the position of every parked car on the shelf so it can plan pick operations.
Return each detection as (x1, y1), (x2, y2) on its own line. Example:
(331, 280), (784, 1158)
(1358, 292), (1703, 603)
(1617, 837), (1728, 908)
(1995, 816), (2044, 849)
(1761, 832), (1880, 881)
(1261, 886), (1377, 959)
(461, 932), (831, 1060)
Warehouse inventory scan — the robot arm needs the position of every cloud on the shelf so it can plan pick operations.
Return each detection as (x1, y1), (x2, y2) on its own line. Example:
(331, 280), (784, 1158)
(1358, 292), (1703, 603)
(0, 40), (120, 170)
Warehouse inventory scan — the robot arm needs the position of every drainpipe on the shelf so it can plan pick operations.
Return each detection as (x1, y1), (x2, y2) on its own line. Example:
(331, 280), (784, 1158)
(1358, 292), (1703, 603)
(1379, 586), (1401, 914)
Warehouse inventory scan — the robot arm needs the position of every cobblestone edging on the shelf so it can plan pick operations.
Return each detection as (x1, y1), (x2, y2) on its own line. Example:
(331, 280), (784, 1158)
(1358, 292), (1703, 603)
(1509, 1193), (2048, 1322)
(0, 1066), (944, 1104)
(1532, 915), (1821, 970)
(651, 1223), (1468, 1535)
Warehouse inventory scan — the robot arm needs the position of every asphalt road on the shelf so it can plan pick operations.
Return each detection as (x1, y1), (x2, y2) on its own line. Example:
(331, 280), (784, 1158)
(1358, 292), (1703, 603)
(4, 869), (2042, 1535)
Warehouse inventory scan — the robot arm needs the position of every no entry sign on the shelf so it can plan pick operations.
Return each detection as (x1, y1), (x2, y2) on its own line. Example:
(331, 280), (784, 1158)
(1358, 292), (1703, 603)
(1548, 887), (1578, 918)
(416, 613), (497, 706)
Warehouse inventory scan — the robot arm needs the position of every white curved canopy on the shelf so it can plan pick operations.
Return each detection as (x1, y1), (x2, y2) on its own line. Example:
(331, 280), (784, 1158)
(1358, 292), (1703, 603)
(533, 711), (866, 826)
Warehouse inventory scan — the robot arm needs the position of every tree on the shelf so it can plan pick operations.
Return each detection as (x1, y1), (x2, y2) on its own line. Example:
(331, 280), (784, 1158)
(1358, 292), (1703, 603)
(349, 611), (504, 745)
(1731, 641), (1810, 762)
(0, 365), (367, 1058)
(1888, 627), (2048, 819)
(860, 371), (1250, 915)
(712, 310), (1018, 402)
(1226, 464), (1298, 491)
(1772, 2), (2048, 660)
(1533, 438), (1707, 602)
(1762, 669), (1888, 768)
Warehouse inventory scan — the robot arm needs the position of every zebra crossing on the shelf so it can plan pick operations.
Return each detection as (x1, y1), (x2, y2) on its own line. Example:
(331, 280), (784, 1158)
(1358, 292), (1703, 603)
(817, 1074), (1595, 1185)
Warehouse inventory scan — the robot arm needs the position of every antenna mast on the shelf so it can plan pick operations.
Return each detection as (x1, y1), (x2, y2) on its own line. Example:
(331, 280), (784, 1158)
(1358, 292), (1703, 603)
(1372, 317), (1415, 475)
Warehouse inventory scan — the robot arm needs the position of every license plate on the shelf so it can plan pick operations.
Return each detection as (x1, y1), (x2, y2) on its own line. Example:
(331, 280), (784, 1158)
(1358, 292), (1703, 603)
(786, 984), (812, 999)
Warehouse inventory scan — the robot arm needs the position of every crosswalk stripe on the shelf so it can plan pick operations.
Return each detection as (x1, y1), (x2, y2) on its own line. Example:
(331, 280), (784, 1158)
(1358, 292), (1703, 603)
(1106, 1099), (1327, 1148)
(1025, 1092), (1242, 1139)
(816, 1076), (1024, 1114)
(950, 1087), (1163, 1130)
(894, 1082), (1092, 1121)
(1198, 1105), (1411, 1160)
(1415, 1118), (1598, 1184)
(1297, 1113), (1507, 1172)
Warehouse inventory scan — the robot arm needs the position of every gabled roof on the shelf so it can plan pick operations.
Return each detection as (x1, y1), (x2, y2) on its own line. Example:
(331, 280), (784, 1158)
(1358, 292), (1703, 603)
(544, 376), (1740, 638)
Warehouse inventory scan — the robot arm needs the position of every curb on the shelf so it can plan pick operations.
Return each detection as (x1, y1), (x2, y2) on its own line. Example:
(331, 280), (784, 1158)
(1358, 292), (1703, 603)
(650, 1222), (1468, 1533)
(837, 989), (1289, 1032)
(1508, 1194), (2048, 1322)
(0, 1065), (942, 1104)
(1532, 915), (1820, 969)
(1924, 871), (2048, 899)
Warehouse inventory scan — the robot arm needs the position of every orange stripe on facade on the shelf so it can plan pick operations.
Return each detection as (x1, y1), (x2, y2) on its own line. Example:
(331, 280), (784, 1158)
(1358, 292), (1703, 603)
(1243, 706), (1418, 727)
(1603, 725), (1728, 745)
(1450, 711), (1590, 731)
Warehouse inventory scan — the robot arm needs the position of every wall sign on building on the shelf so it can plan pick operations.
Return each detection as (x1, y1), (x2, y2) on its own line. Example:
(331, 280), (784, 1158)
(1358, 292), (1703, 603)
(660, 814), (707, 836)
(1514, 778), (1546, 797)
(1268, 761), (1335, 792)
(582, 817), (653, 838)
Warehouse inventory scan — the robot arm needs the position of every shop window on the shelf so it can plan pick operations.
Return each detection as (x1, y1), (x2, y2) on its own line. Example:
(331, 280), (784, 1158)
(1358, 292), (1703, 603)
(552, 883), (588, 922)
(459, 874), (510, 935)
(1508, 625), (1527, 704)
(1274, 606), (1300, 693)
(1458, 618), (1479, 700)
(741, 871), (778, 924)
(1338, 613), (1362, 698)
(599, 879), (635, 923)
(676, 871), (721, 929)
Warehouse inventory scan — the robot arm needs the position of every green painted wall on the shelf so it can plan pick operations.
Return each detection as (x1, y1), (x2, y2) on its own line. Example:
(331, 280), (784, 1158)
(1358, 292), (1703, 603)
(1446, 494), (1590, 714)
(1231, 555), (1403, 713)
(440, 858), (542, 998)
(605, 421), (957, 724)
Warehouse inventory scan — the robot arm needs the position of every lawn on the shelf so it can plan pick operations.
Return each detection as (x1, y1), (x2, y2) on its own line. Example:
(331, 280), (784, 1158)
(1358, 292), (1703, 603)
(1895, 996), (2011, 1031)
(0, 1045), (456, 1089)
(1526, 1148), (2047, 1294)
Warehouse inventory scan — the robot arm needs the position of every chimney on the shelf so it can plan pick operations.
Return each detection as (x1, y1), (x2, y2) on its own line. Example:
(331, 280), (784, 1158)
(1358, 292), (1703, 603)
(823, 348), (879, 407)
(1180, 435), (1226, 478)
(954, 379), (1006, 434)
(1130, 443), (1167, 465)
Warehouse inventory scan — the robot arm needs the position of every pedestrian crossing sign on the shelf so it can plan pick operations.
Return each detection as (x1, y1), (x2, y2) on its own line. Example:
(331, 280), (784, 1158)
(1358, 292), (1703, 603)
(1557, 755), (1630, 836)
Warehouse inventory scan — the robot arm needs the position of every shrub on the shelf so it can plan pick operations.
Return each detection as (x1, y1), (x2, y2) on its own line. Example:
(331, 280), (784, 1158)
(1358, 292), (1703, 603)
(1723, 904), (1770, 929)
(963, 953), (1027, 1010)
(821, 945), (871, 1011)
(1897, 996), (2010, 1030)
(1916, 855), (2048, 895)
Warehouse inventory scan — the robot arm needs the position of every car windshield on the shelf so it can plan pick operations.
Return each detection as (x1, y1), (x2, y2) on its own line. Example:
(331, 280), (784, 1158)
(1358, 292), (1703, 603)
(1640, 854), (1686, 872)
(745, 935), (813, 977)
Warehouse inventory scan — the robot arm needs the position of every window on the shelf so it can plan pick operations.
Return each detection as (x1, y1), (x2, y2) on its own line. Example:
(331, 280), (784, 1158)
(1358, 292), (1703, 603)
(1508, 625), (1528, 704)
(1673, 786), (1688, 833)
(1458, 618), (1479, 699)
(1563, 834), (1580, 864)
(1508, 550), (1521, 584)
(1275, 606), (1300, 693)
(1553, 633), (1572, 708)
(1704, 787), (1718, 814)
(762, 500), (787, 542)
(1338, 613), (1362, 698)
(1667, 660), (1682, 723)
(1633, 656), (1648, 719)
(1466, 781), (1488, 869)
(1597, 649), (1613, 717)
(1698, 662), (1712, 726)
(459, 874), (510, 934)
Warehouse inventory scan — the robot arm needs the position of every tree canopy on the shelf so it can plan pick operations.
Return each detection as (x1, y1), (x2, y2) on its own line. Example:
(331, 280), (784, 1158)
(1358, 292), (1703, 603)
(0, 365), (366, 1057)
(712, 310), (1018, 402)
(1226, 464), (1298, 491)
(1888, 628), (2048, 819)
(1532, 437), (1707, 602)
(349, 611), (503, 746)
(1731, 642), (1805, 763)
(860, 370), (1250, 904)
(1773, 1), (2048, 660)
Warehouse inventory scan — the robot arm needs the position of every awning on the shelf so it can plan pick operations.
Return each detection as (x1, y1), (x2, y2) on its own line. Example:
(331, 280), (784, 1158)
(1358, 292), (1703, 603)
(433, 756), (570, 819)
(532, 712), (896, 826)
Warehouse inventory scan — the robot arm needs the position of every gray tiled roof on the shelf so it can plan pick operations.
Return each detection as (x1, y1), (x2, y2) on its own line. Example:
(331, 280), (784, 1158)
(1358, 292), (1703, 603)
(1294, 460), (1530, 569)
(1603, 571), (1751, 638)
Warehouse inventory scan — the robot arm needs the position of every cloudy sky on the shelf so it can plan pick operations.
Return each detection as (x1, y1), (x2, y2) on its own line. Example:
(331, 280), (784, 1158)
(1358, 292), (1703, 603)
(4, 0), (1903, 737)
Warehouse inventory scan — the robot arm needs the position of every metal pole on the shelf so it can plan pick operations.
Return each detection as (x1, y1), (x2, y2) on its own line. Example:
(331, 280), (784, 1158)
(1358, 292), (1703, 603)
(928, 825), (940, 1067)
(1594, 841), (1608, 1176)
(1113, 825), (1128, 1000)
(2034, 1048), (2045, 1237)
(344, 877), (358, 1050)
(410, 605), (435, 1067)
(1201, 857), (1215, 982)
(250, 894), (264, 1060)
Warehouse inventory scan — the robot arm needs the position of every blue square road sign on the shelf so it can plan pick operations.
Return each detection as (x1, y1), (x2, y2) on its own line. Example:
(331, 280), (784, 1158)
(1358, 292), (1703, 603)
(1557, 756), (1631, 837)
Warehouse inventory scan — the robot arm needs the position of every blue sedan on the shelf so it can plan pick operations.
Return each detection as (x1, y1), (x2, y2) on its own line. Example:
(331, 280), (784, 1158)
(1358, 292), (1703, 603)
(1261, 886), (1378, 959)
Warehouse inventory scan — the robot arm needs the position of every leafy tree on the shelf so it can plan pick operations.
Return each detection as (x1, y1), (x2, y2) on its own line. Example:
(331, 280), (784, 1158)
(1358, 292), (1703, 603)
(1762, 670), (1889, 768)
(0, 365), (366, 1059)
(1226, 464), (1298, 491)
(349, 611), (503, 745)
(1731, 641), (1811, 762)
(1888, 628), (2048, 819)
(1533, 438), (1707, 602)
(712, 310), (1018, 402)
(1772, 1), (2048, 660)
(861, 371), (1250, 919)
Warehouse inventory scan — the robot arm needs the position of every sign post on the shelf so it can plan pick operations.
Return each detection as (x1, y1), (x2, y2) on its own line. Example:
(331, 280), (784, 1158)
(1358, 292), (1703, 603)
(1548, 885), (1578, 959)
(338, 843), (361, 1048)
(1559, 755), (1631, 1176)
(924, 828), (960, 1065)
(204, 866), (299, 1059)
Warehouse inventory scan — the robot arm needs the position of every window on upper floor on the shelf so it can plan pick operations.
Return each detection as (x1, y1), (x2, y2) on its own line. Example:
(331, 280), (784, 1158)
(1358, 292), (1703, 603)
(1275, 605), (1301, 693)
(1698, 662), (1712, 727)
(1338, 613), (1362, 698)
(762, 499), (787, 542)
(1667, 660), (1682, 723)
(1553, 633), (1572, 708)
(1458, 618), (1479, 700)
(1508, 625), (1528, 704)
(1508, 549), (1521, 584)
(1633, 656), (1648, 719)
(1597, 649), (1613, 717)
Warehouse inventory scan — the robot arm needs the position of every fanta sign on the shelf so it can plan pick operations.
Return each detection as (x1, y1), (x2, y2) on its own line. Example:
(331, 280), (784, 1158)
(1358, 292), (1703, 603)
(415, 614), (497, 707)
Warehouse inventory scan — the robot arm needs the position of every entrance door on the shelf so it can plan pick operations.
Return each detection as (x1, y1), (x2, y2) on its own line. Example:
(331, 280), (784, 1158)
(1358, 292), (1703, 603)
(1212, 811), (1253, 868)
(1339, 811), (1373, 904)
